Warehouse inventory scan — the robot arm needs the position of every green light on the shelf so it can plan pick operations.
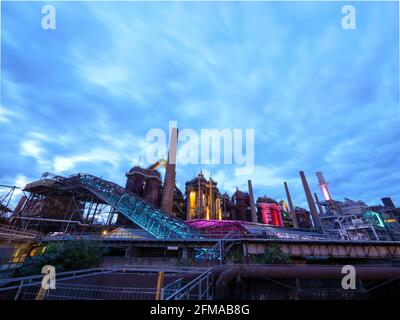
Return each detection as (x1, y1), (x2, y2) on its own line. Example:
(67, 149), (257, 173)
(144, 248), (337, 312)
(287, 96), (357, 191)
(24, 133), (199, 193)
(364, 211), (385, 228)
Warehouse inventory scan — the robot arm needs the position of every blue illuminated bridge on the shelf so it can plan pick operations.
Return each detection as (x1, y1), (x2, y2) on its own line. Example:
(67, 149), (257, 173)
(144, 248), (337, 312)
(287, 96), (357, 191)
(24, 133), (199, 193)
(23, 173), (200, 240)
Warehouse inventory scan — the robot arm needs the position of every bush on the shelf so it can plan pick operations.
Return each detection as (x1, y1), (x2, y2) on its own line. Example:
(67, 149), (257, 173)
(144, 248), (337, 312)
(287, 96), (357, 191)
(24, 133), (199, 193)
(251, 243), (292, 264)
(19, 240), (105, 276)
(225, 246), (244, 263)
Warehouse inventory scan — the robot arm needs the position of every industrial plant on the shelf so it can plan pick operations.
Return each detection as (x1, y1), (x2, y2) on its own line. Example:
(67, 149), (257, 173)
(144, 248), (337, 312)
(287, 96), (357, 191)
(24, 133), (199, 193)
(0, 129), (399, 300)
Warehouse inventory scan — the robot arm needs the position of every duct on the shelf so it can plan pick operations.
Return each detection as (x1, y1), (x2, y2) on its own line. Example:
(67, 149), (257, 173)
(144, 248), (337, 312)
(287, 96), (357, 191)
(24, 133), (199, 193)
(214, 265), (400, 299)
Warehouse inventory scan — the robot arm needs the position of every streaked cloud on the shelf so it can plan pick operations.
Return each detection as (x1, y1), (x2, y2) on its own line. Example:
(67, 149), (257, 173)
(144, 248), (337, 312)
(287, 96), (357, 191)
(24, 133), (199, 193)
(1, 1), (398, 207)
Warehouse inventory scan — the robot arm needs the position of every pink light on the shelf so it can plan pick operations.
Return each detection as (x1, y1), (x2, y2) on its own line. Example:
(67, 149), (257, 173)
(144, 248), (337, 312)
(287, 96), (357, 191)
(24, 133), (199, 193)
(321, 185), (331, 201)
(256, 203), (284, 227)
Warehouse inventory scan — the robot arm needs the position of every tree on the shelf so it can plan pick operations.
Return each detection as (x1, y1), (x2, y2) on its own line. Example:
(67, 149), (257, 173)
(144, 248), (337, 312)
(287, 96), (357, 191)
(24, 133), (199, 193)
(19, 240), (105, 276)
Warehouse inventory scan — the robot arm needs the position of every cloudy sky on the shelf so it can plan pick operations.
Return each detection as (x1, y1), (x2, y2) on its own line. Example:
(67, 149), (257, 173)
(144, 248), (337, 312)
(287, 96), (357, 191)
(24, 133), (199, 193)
(1, 1), (399, 208)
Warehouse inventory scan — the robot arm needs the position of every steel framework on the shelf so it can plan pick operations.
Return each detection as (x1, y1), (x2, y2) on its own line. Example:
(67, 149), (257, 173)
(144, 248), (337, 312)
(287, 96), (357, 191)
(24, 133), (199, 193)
(23, 174), (200, 239)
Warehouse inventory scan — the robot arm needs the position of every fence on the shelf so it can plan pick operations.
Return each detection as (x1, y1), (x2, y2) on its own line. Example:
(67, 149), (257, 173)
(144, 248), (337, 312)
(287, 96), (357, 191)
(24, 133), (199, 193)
(0, 266), (206, 300)
(165, 268), (214, 300)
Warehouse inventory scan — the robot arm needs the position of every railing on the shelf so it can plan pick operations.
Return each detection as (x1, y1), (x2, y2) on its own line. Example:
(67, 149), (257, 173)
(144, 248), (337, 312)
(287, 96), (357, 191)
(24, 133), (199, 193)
(161, 277), (183, 300)
(0, 266), (207, 300)
(195, 230), (239, 262)
(165, 268), (214, 300)
(0, 267), (116, 294)
(101, 257), (217, 269)
(8, 226), (398, 246)
(15, 283), (162, 300)
(37, 228), (331, 242)
(0, 224), (42, 241)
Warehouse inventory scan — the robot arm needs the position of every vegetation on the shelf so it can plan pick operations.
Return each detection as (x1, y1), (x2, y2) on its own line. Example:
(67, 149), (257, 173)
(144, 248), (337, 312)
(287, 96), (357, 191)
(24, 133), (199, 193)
(225, 244), (292, 264)
(19, 240), (106, 276)
(225, 246), (244, 263)
(250, 244), (292, 264)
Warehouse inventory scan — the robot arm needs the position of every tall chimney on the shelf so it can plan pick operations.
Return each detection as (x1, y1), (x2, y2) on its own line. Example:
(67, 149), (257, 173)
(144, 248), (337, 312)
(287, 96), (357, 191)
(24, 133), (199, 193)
(382, 197), (395, 208)
(316, 171), (332, 201)
(247, 180), (258, 223)
(314, 192), (324, 215)
(161, 127), (178, 214)
(208, 178), (213, 220)
(300, 171), (321, 228)
(284, 181), (299, 228)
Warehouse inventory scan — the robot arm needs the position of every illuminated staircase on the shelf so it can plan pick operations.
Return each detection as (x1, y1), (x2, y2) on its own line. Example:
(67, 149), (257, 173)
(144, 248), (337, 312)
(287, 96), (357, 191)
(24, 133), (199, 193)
(195, 230), (238, 261)
(55, 174), (199, 240)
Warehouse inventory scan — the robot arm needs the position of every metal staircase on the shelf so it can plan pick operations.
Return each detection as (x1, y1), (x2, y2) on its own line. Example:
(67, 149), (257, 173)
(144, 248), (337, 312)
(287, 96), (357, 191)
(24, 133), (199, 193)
(195, 230), (239, 262)
(54, 174), (200, 240)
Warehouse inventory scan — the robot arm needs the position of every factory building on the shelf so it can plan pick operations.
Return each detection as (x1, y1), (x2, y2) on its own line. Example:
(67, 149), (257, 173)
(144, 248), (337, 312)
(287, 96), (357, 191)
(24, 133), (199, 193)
(125, 166), (162, 204)
(185, 172), (223, 221)
(118, 164), (185, 225)
(293, 207), (314, 229)
(4, 142), (400, 245)
(231, 189), (252, 221)
(219, 192), (237, 220)
(256, 197), (284, 227)
(369, 197), (400, 238)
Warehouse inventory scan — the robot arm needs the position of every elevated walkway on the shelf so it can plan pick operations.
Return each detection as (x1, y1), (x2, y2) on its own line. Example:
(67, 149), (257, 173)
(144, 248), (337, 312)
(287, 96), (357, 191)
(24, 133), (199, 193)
(25, 174), (200, 240)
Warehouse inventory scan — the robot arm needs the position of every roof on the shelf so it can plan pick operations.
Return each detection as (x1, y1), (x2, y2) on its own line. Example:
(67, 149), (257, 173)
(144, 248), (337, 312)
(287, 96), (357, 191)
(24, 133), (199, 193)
(105, 228), (155, 240)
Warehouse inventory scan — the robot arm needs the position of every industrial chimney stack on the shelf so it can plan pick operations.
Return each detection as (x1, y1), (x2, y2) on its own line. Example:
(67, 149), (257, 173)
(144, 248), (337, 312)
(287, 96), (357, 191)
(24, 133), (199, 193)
(284, 181), (299, 228)
(161, 127), (178, 214)
(247, 180), (258, 223)
(300, 171), (321, 229)
(316, 171), (332, 201)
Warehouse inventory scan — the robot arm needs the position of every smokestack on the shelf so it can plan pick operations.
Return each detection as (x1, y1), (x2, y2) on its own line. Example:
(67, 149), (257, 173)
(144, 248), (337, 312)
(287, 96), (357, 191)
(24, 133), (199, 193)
(316, 171), (332, 201)
(208, 178), (213, 220)
(381, 197), (395, 208)
(300, 171), (321, 228)
(247, 180), (258, 223)
(284, 181), (299, 228)
(161, 127), (178, 214)
(314, 192), (324, 215)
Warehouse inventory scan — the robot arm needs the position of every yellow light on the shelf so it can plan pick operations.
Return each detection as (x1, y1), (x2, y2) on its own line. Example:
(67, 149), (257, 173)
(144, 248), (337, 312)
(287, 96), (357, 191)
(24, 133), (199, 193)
(102, 230), (108, 235)
(189, 191), (196, 219)
(205, 207), (210, 220)
(216, 198), (222, 220)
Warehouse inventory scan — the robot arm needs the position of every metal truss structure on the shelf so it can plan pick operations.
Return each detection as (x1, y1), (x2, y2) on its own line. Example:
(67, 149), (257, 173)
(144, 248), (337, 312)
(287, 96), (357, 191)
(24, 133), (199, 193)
(20, 173), (200, 240)
(0, 184), (20, 220)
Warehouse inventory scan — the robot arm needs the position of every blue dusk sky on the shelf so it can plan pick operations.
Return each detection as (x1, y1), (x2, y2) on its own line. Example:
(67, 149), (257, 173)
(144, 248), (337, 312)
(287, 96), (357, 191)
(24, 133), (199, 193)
(1, 1), (399, 208)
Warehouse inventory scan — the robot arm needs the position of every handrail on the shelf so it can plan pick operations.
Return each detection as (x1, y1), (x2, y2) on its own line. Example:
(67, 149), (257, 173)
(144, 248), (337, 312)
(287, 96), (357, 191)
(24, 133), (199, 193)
(0, 224), (43, 240)
(0, 265), (208, 292)
(36, 231), (400, 244)
(165, 267), (214, 300)
(0, 267), (113, 291)
(161, 277), (183, 300)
